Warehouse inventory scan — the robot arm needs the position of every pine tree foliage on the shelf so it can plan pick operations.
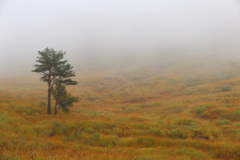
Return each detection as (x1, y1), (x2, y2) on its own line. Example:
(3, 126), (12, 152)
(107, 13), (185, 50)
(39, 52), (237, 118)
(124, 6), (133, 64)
(52, 83), (78, 113)
(55, 63), (78, 85)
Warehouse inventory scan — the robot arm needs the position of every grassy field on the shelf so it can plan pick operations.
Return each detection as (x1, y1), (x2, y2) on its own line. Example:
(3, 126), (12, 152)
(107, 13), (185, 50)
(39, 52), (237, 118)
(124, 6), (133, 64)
(1, 62), (240, 160)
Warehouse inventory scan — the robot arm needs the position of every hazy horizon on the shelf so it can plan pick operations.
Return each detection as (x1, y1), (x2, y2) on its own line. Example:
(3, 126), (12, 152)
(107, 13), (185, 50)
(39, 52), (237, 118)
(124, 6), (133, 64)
(1, 0), (240, 78)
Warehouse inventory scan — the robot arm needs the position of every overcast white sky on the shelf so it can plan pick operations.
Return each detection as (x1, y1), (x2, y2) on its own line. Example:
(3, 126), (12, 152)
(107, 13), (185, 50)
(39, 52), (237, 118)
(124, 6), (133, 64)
(1, 0), (240, 77)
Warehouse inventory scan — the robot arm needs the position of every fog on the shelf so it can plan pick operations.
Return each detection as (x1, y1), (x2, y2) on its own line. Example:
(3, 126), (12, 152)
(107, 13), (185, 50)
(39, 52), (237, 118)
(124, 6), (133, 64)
(1, 0), (240, 78)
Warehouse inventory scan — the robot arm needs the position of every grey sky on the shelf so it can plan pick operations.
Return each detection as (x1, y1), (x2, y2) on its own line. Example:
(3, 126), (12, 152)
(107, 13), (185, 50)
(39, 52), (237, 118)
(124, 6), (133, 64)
(1, 0), (240, 77)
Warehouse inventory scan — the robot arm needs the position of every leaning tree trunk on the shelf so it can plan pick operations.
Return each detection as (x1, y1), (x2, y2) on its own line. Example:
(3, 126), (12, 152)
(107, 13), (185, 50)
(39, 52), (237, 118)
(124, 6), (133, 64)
(47, 74), (52, 115)
(54, 82), (61, 115)
(47, 87), (51, 115)
(54, 99), (58, 115)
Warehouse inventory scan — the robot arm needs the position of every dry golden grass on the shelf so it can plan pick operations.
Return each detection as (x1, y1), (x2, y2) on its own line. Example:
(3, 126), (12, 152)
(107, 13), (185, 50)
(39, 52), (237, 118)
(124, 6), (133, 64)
(1, 68), (240, 159)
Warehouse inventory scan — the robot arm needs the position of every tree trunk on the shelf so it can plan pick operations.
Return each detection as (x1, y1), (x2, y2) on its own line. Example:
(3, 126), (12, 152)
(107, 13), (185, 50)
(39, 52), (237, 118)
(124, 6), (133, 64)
(54, 84), (60, 115)
(54, 99), (58, 115)
(47, 71), (52, 115)
(47, 86), (51, 115)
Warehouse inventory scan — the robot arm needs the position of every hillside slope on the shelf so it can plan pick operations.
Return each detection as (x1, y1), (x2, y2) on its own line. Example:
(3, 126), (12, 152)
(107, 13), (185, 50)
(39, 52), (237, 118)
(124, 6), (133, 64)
(1, 56), (240, 159)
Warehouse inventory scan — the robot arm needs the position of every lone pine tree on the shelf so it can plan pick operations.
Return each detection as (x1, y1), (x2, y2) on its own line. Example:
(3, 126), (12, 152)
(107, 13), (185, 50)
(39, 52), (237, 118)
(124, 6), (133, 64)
(32, 48), (77, 115)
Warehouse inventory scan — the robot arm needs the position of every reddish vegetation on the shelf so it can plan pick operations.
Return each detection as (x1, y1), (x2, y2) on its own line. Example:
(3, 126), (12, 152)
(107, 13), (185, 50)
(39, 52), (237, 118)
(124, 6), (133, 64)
(1, 67), (240, 159)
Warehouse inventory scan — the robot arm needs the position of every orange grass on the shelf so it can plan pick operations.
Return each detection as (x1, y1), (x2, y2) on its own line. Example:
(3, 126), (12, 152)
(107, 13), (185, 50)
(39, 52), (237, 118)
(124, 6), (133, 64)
(1, 70), (240, 159)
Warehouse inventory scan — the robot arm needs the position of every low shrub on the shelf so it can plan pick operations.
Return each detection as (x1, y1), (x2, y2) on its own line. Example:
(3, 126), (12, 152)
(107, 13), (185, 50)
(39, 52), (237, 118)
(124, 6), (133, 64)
(120, 137), (137, 147)
(193, 127), (221, 140)
(229, 111), (240, 121)
(147, 128), (162, 137)
(137, 137), (155, 147)
(91, 133), (101, 141)
(13, 105), (36, 115)
(215, 86), (232, 92)
(191, 104), (215, 114)
(174, 147), (210, 160)
(177, 118), (199, 127)
(98, 135), (119, 147)
(137, 103), (162, 108)
(214, 120), (232, 126)
(84, 127), (96, 134)
(33, 120), (65, 136)
(168, 129), (187, 139)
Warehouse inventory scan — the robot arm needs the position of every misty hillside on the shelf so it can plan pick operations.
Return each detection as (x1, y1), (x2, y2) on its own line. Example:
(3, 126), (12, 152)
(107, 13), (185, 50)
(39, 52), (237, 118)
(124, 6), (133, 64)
(2, 56), (240, 159)
(1, 54), (240, 104)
